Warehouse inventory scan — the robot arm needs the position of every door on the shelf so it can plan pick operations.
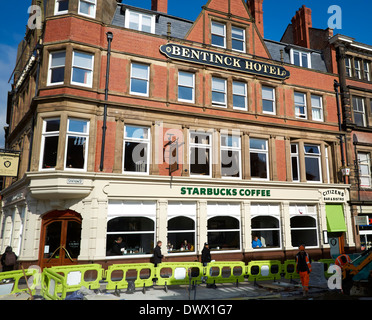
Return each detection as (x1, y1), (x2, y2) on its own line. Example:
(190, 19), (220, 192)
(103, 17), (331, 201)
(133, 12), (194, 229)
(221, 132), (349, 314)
(39, 210), (82, 269)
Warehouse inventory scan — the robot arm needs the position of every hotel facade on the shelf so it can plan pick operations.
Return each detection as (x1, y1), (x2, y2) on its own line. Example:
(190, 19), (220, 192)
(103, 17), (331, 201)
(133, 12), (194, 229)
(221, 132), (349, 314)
(1, 0), (358, 269)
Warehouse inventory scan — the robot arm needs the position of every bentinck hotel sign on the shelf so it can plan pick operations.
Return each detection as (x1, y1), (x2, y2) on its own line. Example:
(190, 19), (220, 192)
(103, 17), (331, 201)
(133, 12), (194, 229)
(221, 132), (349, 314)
(160, 43), (290, 80)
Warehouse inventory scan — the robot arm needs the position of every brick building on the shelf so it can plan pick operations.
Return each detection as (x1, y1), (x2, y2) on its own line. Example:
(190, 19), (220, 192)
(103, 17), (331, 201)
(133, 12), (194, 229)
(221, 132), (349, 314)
(1, 0), (355, 269)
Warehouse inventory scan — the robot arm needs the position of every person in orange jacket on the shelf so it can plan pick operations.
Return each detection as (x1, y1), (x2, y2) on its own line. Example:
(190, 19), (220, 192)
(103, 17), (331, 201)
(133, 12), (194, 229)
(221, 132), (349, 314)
(295, 245), (312, 297)
(335, 254), (352, 268)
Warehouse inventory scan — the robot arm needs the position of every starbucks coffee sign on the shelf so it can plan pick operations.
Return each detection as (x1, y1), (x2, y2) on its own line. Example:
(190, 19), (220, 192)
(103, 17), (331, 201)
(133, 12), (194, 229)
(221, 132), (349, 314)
(160, 43), (290, 80)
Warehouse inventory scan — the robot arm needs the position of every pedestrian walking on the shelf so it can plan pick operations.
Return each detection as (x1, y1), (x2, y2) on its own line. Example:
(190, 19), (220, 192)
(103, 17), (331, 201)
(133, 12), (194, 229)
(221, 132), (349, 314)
(201, 243), (211, 266)
(1, 246), (17, 272)
(295, 245), (312, 297)
(153, 240), (164, 267)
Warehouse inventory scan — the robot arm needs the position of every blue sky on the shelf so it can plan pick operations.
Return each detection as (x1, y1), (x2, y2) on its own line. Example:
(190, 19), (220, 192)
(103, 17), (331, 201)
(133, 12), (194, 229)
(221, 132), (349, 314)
(0, 0), (371, 148)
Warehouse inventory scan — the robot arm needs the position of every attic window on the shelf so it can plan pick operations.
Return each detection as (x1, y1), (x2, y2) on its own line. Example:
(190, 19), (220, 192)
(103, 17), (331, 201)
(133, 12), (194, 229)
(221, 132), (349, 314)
(125, 9), (155, 34)
(211, 21), (226, 48)
(290, 49), (311, 68)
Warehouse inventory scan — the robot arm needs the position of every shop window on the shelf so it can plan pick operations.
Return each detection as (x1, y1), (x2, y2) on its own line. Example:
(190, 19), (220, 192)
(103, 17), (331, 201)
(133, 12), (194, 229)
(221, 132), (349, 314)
(207, 216), (240, 251)
(359, 215), (372, 250)
(250, 138), (269, 180)
(290, 204), (318, 248)
(130, 63), (149, 96)
(290, 143), (299, 182)
(358, 152), (371, 188)
(123, 125), (150, 174)
(212, 77), (227, 107)
(221, 134), (241, 178)
(311, 95), (323, 121)
(304, 144), (322, 182)
(291, 49), (311, 68)
(352, 96), (366, 127)
(232, 81), (247, 110)
(294, 92), (307, 119)
(40, 118), (60, 170)
(231, 26), (245, 52)
(189, 131), (212, 177)
(125, 9), (155, 34)
(178, 71), (195, 103)
(106, 217), (155, 256)
(167, 217), (195, 253)
(65, 118), (89, 170)
(78, 0), (96, 18)
(55, 0), (68, 15)
(71, 51), (94, 87)
(251, 204), (281, 249)
(48, 51), (65, 85)
(211, 21), (226, 48)
(262, 86), (275, 114)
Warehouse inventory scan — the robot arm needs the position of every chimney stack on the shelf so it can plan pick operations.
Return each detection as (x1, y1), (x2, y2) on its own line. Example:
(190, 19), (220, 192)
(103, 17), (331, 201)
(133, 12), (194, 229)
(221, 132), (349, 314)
(291, 5), (312, 48)
(248, 0), (264, 37)
(151, 0), (168, 14)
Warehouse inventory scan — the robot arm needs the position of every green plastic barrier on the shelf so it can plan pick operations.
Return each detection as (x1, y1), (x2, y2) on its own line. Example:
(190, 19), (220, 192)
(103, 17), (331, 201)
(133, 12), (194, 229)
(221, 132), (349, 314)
(0, 269), (40, 295)
(50, 264), (104, 294)
(318, 259), (335, 278)
(203, 261), (246, 284)
(41, 268), (67, 300)
(247, 260), (282, 282)
(105, 263), (156, 290)
(282, 259), (299, 280)
(155, 262), (203, 286)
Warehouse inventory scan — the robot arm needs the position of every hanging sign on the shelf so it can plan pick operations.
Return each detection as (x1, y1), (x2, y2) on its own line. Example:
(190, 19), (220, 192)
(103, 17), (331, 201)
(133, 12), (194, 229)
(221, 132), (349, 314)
(0, 150), (20, 177)
(160, 43), (290, 80)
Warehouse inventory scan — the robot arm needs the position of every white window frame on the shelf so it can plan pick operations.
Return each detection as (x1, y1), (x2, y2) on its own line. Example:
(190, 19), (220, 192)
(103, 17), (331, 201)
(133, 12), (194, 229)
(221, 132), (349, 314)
(178, 71), (195, 103)
(232, 81), (247, 110)
(290, 143), (300, 182)
(352, 96), (366, 127)
(64, 118), (90, 171)
(130, 63), (150, 97)
(304, 144), (322, 183)
(212, 77), (227, 107)
(123, 125), (150, 175)
(294, 92), (307, 119)
(47, 51), (66, 86)
(358, 152), (371, 188)
(345, 57), (352, 77)
(125, 9), (156, 34)
(54, 0), (69, 15)
(220, 134), (242, 179)
(354, 59), (362, 79)
(250, 138), (269, 181)
(40, 118), (60, 171)
(71, 51), (94, 88)
(189, 131), (212, 178)
(290, 49), (311, 68)
(363, 61), (370, 81)
(211, 21), (226, 48)
(78, 0), (96, 18)
(311, 94), (324, 121)
(231, 26), (245, 53)
(262, 86), (276, 115)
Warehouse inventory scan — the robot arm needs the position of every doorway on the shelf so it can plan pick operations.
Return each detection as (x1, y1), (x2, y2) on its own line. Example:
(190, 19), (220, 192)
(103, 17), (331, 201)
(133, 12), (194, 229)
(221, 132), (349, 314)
(39, 210), (82, 269)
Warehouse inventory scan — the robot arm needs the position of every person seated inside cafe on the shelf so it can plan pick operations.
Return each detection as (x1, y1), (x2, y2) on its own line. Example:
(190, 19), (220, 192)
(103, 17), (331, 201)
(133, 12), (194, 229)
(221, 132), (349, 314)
(181, 239), (194, 251)
(252, 236), (263, 248)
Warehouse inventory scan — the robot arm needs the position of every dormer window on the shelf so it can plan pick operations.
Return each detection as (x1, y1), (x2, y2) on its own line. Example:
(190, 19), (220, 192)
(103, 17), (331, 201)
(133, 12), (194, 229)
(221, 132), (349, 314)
(125, 9), (155, 34)
(290, 49), (311, 68)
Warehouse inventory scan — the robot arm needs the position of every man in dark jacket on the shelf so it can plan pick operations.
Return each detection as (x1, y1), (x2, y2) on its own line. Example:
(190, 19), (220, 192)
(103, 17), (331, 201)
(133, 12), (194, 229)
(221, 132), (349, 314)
(201, 243), (211, 266)
(1, 246), (17, 272)
(153, 241), (164, 267)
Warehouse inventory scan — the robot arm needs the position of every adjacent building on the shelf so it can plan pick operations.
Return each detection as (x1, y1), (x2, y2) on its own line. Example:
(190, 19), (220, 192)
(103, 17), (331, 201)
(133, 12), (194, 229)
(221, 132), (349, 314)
(1, 0), (357, 269)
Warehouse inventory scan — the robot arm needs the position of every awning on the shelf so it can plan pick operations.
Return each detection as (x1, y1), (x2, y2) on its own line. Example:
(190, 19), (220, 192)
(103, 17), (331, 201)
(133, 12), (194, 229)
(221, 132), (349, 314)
(326, 204), (347, 232)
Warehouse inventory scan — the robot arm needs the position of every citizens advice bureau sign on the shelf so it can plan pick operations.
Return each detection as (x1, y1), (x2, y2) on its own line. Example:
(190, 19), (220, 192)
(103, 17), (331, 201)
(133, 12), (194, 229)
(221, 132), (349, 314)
(160, 43), (290, 80)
